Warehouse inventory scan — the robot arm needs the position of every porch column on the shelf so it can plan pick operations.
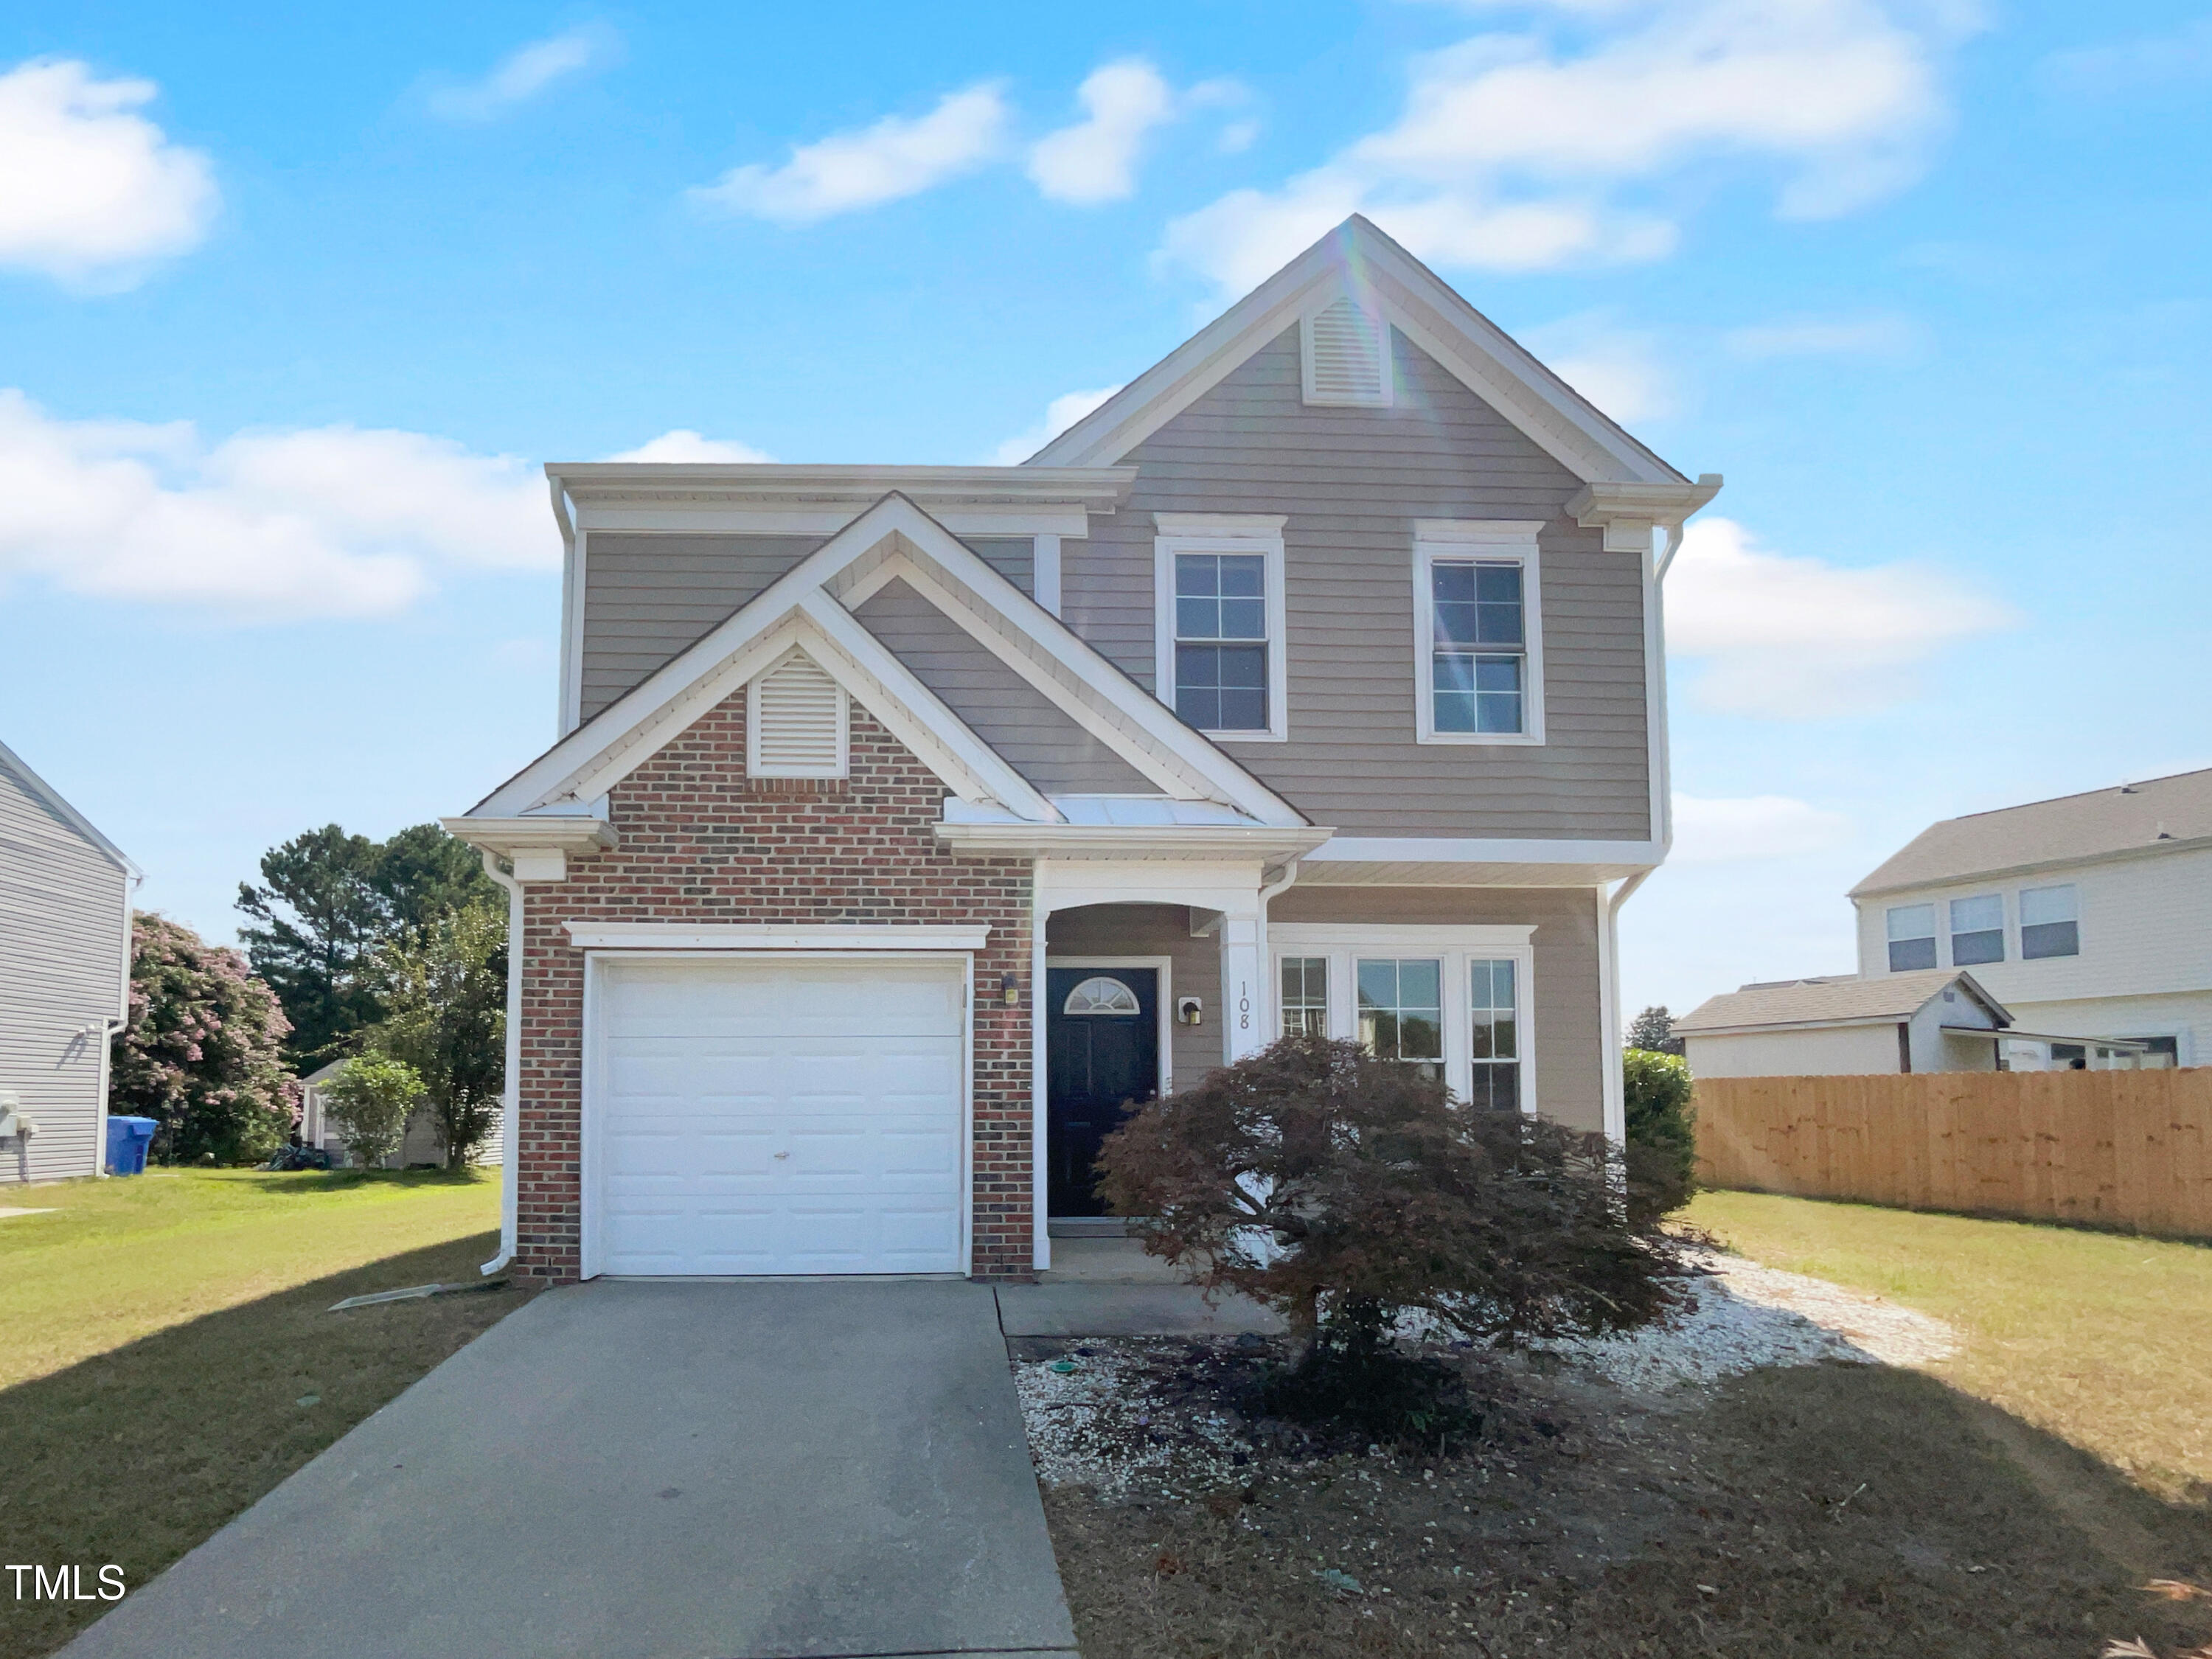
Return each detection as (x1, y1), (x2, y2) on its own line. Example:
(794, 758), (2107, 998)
(1220, 899), (1265, 1062)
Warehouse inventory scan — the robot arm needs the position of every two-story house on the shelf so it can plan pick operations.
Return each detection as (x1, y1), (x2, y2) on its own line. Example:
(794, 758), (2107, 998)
(447, 215), (1719, 1284)
(1, 738), (137, 1184)
(1850, 768), (2212, 1069)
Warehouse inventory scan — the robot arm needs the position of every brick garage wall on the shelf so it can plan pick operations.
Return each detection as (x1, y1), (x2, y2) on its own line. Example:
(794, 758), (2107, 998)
(512, 689), (1034, 1283)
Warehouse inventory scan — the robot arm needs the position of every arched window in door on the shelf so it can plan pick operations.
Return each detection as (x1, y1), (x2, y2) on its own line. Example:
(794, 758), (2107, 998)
(1062, 975), (1141, 1016)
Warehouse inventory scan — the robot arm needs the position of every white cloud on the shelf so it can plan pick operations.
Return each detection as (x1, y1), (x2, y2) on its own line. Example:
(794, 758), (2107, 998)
(1664, 516), (2014, 717)
(0, 390), (550, 620)
(1028, 59), (1178, 204)
(693, 83), (1011, 223)
(0, 60), (216, 286)
(605, 430), (773, 463)
(1518, 312), (1674, 421)
(425, 25), (619, 122)
(1162, 0), (1971, 291)
(990, 385), (1122, 465)
(2039, 17), (2212, 97)
(1670, 792), (1851, 863)
(1724, 312), (1919, 359)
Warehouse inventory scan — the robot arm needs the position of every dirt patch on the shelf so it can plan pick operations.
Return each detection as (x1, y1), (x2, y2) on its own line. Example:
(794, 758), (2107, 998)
(1025, 1339), (2212, 1658)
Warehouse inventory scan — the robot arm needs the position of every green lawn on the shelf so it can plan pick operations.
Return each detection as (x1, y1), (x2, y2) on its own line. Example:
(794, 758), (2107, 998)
(1686, 1189), (2212, 1504)
(0, 1169), (527, 1659)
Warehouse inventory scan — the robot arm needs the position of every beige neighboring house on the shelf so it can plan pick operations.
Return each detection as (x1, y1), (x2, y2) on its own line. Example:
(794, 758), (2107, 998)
(299, 1060), (465, 1169)
(1676, 968), (2045, 1078)
(1850, 768), (2211, 1070)
(1, 739), (138, 1183)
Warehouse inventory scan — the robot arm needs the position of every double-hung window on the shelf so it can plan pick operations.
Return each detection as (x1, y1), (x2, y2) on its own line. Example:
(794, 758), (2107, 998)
(2020, 884), (2079, 959)
(1949, 894), (2005, 965)
(1154, 515), (1287, 740)
(1467, 959), (1520, 1111)
(1414, 522), (1544, 744)
(1280, 957), (1329, 1037)
(1886, 903), (1937, 972)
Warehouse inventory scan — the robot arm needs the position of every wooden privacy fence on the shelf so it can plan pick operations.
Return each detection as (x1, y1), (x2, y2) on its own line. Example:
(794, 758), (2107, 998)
(1694, 1068), (2212, 1239)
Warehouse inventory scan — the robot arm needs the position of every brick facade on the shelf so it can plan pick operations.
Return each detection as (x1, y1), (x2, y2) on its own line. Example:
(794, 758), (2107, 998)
(512, 688), (1035, 1283)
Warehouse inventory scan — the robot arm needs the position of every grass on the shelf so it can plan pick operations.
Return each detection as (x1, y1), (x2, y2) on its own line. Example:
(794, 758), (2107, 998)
(1041, 1349), (2212, 1658)
(0, 1169), (526, 1659)
(1683, 1189), (2212, 1502)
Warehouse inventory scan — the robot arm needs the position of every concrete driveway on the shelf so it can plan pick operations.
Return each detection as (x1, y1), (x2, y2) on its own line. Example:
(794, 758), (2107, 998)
(65, 1280), (1077, 1659)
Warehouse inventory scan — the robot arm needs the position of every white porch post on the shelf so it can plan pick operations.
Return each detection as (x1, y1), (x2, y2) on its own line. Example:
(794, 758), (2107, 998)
(1220, 902), (1265, 1062)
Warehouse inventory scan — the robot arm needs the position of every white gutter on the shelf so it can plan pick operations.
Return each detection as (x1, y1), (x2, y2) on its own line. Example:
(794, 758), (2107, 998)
(479, 849), (525, 1276)
(1253, 857), (1302, 1046)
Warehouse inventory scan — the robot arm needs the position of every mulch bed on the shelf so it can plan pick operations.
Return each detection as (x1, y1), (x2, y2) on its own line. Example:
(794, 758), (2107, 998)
(1016, 1335), (2212, 1658)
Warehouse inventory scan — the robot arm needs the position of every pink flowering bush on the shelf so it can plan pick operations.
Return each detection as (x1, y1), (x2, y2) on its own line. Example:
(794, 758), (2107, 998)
(110, 912), (298, 1166)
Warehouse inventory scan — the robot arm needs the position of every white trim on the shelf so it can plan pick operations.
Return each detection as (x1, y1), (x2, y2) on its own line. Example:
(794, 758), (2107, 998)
(1046, 956), (1175, 1107)
(565, 923), (991, 950)
(1307, 836), (1658, 865)
(1413, 523), (1545, 747)
(469, 493), (1305, 831)
(1154, 524), (1290, 743)
(1030, 215), (1686, 485)
(579, 950), (975, 1281)
(557, 507), (586, 738)
(743, 646), (849, 780)
(935, 821), (1327, 862)
(1268, 923), (1538, 1113)
(1033, 533), (1062, 616)
(571, 504), (1099, 538)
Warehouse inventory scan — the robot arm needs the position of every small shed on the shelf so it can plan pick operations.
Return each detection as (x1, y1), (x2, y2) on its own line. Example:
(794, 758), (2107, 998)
(298, 1060), (447, 1169)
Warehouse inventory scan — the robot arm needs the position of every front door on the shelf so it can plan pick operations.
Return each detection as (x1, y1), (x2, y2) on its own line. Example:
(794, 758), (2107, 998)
(1046, 967), (1159, 1217)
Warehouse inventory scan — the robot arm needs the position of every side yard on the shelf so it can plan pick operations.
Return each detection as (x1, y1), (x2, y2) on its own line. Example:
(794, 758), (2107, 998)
(0, 1170), (527, 1659)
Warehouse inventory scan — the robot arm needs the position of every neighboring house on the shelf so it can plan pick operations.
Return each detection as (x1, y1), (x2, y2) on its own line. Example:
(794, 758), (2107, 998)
(0, 740), (137, 1184)
(447, 215), (1721, 1284)
(1851, 768), (2212, 1070)
(299, 1060), (481, 1169)
(1675, 969), (2035, 1077)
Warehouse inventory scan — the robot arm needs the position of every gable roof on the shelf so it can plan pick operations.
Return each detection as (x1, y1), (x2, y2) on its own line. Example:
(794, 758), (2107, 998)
(1032, 215), (1691, 490)
(1851, 767), (2212, 897)
(1675, 969), (2009, 1035)
(465, 493), (1306, 830)
(0, 738), (137, 877)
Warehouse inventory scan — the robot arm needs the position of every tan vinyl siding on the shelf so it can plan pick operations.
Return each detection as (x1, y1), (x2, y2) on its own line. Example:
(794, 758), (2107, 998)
(968, 537), (1034, 597)
(1063, 327), (1652, 839)
(1270, 884), (1606, 1133)
(1046, 904), (1222, 1093)
(0, 759), (130, 1183)
(580, 532), (1037, 726)
(853, 579), (1157, 796)
(580, 534), (821, 723)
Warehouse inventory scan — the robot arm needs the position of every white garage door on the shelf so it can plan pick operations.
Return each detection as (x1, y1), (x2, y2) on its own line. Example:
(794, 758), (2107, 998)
(589, 957), (966, 1276)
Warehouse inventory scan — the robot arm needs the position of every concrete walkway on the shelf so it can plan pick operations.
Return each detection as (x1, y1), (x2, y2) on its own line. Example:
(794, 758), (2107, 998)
(66, 1280), (1077, 1659)
(995, 1239), (1285, 1338)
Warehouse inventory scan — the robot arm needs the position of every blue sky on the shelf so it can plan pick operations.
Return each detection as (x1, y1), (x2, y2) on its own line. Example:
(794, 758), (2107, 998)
(1, 0), (2207, 1021)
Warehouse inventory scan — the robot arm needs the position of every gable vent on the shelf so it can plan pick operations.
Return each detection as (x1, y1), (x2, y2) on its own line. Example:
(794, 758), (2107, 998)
(1301, 296), (1392, 408)
(746, 650), (846, 778)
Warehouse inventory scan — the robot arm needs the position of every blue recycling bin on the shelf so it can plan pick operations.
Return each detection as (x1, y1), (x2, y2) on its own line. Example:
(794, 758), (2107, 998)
(105, 1116), (157, 1176)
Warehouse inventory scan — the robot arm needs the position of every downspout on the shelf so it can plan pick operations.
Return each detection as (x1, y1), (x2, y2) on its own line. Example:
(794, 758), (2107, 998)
(93, 869), (141, 1176)
(479, 849), (525, 1275)
(1599, 866), (1654, 1145)
(1255, 857), (1303, 1045)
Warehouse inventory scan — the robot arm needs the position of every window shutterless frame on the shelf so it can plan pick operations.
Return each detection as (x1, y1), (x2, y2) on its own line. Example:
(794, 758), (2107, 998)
(1267, 924), (1537, 1113)
(1153, 515), (1288, 742)
(1412, 521), (1545, 745)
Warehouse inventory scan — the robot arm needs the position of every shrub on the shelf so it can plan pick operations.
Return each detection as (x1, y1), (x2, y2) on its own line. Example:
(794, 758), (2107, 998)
(1095, 1034), (1682, 1405)
(110, 912), (296, 1166)
(321, 1056), (424, 1169)
(1623, 1048), (1697, 1217)
(372, 901), (505, 1168)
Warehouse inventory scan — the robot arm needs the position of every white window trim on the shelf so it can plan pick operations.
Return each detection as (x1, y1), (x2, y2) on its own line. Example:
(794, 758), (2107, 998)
(1267, 923), (1537, 1113)
(745, 648), (849, 779)
(1413, 521), (1545, 746)
(1153, 515), (1289, 742)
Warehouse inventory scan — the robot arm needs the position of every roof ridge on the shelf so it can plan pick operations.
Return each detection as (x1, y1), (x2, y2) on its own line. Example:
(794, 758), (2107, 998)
(1941, 764), (2212, 823)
